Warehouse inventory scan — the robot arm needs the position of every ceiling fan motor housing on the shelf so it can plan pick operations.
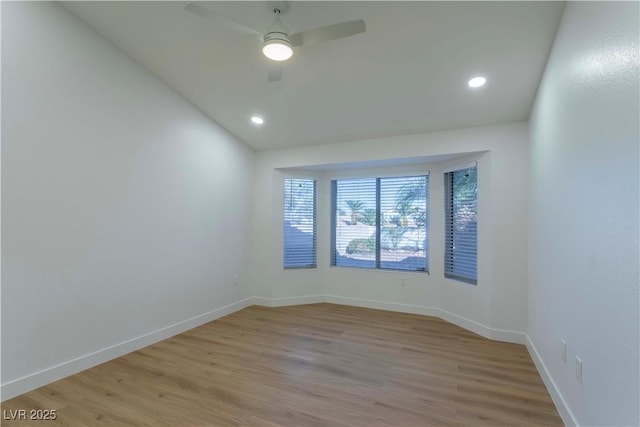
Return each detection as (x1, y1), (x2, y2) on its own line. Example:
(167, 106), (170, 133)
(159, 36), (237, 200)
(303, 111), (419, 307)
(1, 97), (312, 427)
(262, 31), (293, 61)
(264, 31), (290, 45)
(262, 5), (293, 61)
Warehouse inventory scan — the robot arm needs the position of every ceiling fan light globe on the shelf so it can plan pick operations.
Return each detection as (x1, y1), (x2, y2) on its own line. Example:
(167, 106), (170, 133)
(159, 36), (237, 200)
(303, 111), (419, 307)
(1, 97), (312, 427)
(262, 38), (293, 61)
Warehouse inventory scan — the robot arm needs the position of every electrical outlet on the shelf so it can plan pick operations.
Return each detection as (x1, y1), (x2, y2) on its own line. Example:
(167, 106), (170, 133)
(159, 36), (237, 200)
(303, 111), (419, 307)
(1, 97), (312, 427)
(575, 356), (582, 383)
(561, 339), (567, 363)
(233, 274), (239, 287)
(400, 278), (407, 286)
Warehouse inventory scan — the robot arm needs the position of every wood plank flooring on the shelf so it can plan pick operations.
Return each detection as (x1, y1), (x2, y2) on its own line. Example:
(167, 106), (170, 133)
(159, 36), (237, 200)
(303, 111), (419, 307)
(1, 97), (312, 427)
(1, 303), (563, 426)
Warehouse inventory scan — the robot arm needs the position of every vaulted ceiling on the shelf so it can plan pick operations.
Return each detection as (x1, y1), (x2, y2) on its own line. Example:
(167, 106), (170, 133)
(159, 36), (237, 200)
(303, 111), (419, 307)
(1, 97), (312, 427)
(63, 1), (564, 151)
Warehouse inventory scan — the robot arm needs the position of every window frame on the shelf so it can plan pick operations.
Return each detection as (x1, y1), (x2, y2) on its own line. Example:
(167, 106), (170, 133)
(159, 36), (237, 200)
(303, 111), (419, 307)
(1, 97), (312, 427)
(330, 174), (429, 273)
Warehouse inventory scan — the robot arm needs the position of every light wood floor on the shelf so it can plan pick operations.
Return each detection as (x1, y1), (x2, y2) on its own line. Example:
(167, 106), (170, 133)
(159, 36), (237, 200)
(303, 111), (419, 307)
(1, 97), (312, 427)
(2, 304), (563, 426)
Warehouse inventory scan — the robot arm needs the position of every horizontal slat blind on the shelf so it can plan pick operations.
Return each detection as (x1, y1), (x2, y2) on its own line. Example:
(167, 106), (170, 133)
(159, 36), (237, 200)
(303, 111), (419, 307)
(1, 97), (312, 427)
(284, 178), (316, 268)
(380, 176), (428, 271)
(444, 166), (477, 284)
(333, 178), (377, 269)
(332, 175), (428, 272)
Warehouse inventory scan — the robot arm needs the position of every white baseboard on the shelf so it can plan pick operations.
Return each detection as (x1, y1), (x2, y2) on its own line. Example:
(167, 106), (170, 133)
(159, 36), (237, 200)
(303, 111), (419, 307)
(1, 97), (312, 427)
(255, 294), (526, 345)
(323, 295), (526, 344)
(251, 295), (324, 307)
(489, 326), (528, 344)
(323, 294), (440, 317)
(526, 334), (577, 426)
(2, 294), (528, 403)
(436, 307), (494, 340)
(1, 297), (254, 402)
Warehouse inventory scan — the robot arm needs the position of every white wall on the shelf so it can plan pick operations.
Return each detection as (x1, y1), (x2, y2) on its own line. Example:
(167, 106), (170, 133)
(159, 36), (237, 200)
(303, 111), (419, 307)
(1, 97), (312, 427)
(1, 2), (254, 399)
(9, 4), (636, 424)
(249, 122), (529, 341)
(528, 2), (639, 426)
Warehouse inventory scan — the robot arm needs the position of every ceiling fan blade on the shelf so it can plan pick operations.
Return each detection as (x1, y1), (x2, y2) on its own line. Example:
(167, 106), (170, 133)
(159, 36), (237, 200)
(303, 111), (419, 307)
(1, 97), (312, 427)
(184, 3), (263, 40)
(267, 63), (283, 82)
(289, 19), (366, 47)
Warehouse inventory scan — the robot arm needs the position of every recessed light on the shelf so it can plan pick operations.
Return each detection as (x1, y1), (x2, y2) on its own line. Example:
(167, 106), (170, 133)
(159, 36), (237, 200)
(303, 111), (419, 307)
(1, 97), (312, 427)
(251, 116), (264, 125)
(468, 76), (487, 88)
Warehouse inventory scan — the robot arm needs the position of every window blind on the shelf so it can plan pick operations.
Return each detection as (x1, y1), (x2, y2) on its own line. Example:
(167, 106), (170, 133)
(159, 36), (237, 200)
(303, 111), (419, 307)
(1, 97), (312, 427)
(332, 178), (377, 269)
(444, 166), (477, 284)
(284, 178), (316, 268)
(332, 175), (428, 272)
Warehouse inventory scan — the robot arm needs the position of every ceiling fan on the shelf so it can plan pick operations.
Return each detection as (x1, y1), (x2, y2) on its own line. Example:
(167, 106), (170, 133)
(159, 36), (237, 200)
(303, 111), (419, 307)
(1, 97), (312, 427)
(184, 1), (366, 82)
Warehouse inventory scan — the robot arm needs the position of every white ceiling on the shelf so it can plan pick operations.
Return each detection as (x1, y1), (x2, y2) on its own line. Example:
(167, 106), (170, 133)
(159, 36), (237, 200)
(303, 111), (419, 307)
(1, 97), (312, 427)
(63, 1), (564, 151)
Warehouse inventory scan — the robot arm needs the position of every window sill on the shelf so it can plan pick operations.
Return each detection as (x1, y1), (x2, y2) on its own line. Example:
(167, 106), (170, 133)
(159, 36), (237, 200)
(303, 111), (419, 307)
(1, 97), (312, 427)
(329, 265), (429, 275)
